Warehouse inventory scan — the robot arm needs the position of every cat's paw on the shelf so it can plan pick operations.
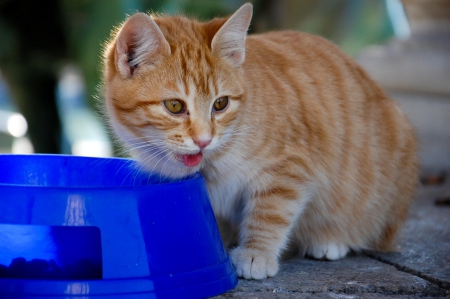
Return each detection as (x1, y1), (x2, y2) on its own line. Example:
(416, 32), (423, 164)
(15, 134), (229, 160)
(229, 247), (279, 280)
(310, 243), (349, 260)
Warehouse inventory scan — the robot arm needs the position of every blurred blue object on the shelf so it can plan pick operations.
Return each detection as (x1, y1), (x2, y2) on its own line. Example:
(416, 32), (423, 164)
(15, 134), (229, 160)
(0, 154), (237, 298)
(386, 0), (410, 39)
(56, 66), (112, 157)
(0, 72), (14, 112)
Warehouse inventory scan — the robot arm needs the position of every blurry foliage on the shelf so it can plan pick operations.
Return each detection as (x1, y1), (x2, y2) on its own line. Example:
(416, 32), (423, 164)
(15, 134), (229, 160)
(251, 0), (394, 56)
(1, 0), (394, 107)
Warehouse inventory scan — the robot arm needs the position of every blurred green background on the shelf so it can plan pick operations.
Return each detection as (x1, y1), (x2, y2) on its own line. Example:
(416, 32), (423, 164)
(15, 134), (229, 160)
(0, 0), (396, 156)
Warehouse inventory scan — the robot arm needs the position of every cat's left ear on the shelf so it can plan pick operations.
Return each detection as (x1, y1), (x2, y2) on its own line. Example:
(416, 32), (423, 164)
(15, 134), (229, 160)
(211, 3), (253, 67)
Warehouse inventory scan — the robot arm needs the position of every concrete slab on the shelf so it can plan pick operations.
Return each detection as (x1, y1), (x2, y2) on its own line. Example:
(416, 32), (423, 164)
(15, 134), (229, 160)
(216, 293), (442, 299)
(366, 180), (450, 290)
(215, 182), (450, 298)
(215, 255), (445, 297)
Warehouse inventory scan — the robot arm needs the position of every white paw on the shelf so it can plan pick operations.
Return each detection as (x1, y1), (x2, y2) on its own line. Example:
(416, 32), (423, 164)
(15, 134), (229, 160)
(229, 247), (279, 280)
(310, 243), (349, 260)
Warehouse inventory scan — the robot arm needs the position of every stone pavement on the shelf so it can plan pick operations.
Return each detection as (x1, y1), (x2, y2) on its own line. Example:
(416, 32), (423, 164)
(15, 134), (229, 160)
(215, 179), (450, 298)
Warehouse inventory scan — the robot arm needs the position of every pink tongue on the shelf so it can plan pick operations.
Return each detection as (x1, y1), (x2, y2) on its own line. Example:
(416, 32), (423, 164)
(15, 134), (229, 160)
(183, 153), (203, 167)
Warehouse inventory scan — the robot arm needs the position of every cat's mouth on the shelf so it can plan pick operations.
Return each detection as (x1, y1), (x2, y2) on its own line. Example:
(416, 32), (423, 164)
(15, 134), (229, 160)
(176, 152), (203, 167)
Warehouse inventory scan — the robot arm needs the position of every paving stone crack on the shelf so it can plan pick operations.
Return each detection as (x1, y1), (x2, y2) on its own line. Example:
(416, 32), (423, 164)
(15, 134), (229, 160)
(364, 251), (450, 291)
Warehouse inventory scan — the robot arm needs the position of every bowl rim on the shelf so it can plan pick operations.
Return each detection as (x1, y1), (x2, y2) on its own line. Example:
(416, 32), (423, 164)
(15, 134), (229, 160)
(0, 154), (202, 189)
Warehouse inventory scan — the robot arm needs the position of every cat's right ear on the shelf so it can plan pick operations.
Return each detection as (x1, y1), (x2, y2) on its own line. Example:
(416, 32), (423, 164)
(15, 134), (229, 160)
(211, 3), (253, 67)
(115, 13), (170, 78)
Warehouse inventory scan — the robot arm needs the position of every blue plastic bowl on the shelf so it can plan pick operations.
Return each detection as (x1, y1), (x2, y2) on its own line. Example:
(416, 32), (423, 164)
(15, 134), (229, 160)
(0, 154), (237, 298)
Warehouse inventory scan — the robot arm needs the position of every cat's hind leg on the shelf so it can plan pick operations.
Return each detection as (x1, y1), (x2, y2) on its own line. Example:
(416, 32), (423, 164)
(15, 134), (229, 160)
(309, 242), (349, 260)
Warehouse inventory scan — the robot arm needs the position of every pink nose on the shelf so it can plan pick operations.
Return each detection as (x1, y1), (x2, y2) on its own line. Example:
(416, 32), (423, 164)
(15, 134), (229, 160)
(193, 138), (211, 149)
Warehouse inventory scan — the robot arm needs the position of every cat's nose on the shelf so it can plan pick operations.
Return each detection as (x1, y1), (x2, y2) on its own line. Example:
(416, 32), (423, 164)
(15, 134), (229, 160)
(193, 137), (211, 149)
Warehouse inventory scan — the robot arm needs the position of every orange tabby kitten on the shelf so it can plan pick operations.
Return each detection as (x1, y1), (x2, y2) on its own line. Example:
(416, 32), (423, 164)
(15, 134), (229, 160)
(102, 3), (418, 279)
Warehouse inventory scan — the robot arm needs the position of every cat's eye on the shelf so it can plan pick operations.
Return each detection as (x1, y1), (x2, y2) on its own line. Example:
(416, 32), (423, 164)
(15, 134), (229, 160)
(164, 99), (185, 114)
(213, 96), (229, 112)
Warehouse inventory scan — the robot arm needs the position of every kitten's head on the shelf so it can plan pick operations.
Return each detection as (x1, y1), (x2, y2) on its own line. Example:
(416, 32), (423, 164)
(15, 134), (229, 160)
(103, 4), (252, 179)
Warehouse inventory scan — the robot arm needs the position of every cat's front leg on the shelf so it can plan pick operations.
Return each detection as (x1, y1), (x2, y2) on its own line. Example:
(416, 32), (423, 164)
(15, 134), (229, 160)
(230, 186), (309, 280)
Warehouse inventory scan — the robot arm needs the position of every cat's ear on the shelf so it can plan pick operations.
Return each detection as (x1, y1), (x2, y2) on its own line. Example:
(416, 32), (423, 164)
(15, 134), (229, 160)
(115, 13), (170, 78)
(211, 3), (252, 67)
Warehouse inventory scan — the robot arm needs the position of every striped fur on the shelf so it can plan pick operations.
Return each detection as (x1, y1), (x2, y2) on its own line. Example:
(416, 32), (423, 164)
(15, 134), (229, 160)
(102, 3), (418, 279)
